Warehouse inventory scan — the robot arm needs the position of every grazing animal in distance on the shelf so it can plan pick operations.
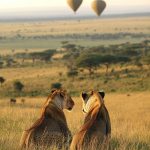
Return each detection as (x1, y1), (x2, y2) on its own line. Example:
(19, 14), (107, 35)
(21, 98), (25, 104)
(70, 90), (111, 150)
(20, 89), (74, 150)
(10, 98), (16, 104)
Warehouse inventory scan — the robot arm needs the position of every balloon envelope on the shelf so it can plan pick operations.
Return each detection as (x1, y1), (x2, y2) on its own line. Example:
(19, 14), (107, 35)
(91, 0), (106, 16)
(67, 0), (83, 12)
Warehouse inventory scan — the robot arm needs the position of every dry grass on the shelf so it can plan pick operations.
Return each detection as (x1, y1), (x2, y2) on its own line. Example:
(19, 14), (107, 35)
(0, 66), (66, 81)
(0, 17), (150, 37)
(0, 63), (147, 81)
(0, 93), (150, 150)
(1, 64), (150, 97)
(0, 17), (150, 53)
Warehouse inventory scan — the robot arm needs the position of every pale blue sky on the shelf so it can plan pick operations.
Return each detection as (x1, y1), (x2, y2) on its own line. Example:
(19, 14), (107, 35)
(0, 0), (150, 18)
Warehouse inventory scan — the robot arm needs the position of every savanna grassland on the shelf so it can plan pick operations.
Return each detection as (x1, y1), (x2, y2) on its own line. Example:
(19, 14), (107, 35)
(0, 93), (150, 150)
(0, 16), (150, 150)
(0, 17), (150, 52)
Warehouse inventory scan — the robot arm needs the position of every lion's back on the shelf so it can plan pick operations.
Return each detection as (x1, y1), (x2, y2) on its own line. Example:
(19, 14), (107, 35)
(20, 117), (71, 149)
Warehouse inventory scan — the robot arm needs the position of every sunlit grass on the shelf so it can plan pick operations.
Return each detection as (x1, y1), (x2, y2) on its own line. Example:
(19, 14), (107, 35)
(0, 93), (150, 150)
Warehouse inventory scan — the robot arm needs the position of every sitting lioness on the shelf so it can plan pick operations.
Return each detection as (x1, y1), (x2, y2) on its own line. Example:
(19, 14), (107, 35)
(20, 89), (74, 150)
(70, 90), (111, 150)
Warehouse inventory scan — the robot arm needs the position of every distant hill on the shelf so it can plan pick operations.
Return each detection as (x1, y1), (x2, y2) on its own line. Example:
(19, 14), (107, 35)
(0, 12), (150, 22)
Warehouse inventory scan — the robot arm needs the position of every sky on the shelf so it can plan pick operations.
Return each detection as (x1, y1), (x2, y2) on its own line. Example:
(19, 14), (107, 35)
(0, 0), (150, 19)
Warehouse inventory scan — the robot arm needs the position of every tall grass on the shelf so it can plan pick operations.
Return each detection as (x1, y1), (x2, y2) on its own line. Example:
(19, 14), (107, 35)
(0, 93), (150, 150)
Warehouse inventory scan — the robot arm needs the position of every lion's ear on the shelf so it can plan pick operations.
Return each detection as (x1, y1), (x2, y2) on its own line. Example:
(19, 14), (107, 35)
(51, 89), (57, 94)
(59, 93), (64, 98)
(81, 92), (88, 101)
(99, 91), (105, 99)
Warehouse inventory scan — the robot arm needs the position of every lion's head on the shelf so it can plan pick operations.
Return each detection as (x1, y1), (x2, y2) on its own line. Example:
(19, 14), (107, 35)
(46, 89), (74, 111)
(81, 90), (105, 113)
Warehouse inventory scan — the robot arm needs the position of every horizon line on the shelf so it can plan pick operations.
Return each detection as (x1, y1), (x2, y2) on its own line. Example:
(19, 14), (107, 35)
(0, 12), (150, 22)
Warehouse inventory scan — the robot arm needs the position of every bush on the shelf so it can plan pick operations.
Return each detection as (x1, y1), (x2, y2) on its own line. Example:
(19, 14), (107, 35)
(29, 49), (56, 63)
(0, 77), (5, 86)
(111, 89), (116, 92)
(13, 81), (24, 92)
(104, 80), (108, 84)
(67, 70), (78, 78)
(115, 74), (120, 80)
(0, 61), (4, 68)
(78, 76), (85, 80)
(51, 82), (62, 89)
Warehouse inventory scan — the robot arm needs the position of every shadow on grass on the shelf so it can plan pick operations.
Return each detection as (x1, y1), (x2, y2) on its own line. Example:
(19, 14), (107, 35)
(109, 138), (150, 150)
(109, 138), (120, 150)
(126, 141), (150, 150)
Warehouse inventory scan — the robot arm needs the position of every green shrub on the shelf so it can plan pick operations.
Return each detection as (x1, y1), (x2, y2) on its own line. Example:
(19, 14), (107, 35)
(0, 77), (5, 86)
(67, 70), (78, 78)
(13, 81), (24, 92)
(51, 82), (62, 89)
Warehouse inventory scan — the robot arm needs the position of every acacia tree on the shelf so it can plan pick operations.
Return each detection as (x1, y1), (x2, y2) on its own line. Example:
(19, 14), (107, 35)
(97, 55), (130, 76)
(76, 53), (130, 76)
(62, 44), (77, 51)
(30, 49), (56, 63)
(76, 54), (100, 75)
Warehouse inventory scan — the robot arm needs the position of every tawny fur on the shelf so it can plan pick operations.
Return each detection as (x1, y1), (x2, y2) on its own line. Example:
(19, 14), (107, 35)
(20, 89), (74, 150)
(70, 91), (111, 150)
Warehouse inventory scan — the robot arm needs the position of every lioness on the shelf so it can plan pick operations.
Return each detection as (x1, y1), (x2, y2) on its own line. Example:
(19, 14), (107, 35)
(70, 90), (111, 150)
(20, 89), (74, 150)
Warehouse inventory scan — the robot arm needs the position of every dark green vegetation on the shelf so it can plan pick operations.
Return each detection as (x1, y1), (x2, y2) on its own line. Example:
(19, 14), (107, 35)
(0, 40), (150, 98)
(13, 81), (24, 92)
(0, 76), (5, 86)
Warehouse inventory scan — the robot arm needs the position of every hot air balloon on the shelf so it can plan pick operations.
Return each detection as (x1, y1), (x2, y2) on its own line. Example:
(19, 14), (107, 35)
(67, 0), (83, 13)
(91, 0), (106, 16)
